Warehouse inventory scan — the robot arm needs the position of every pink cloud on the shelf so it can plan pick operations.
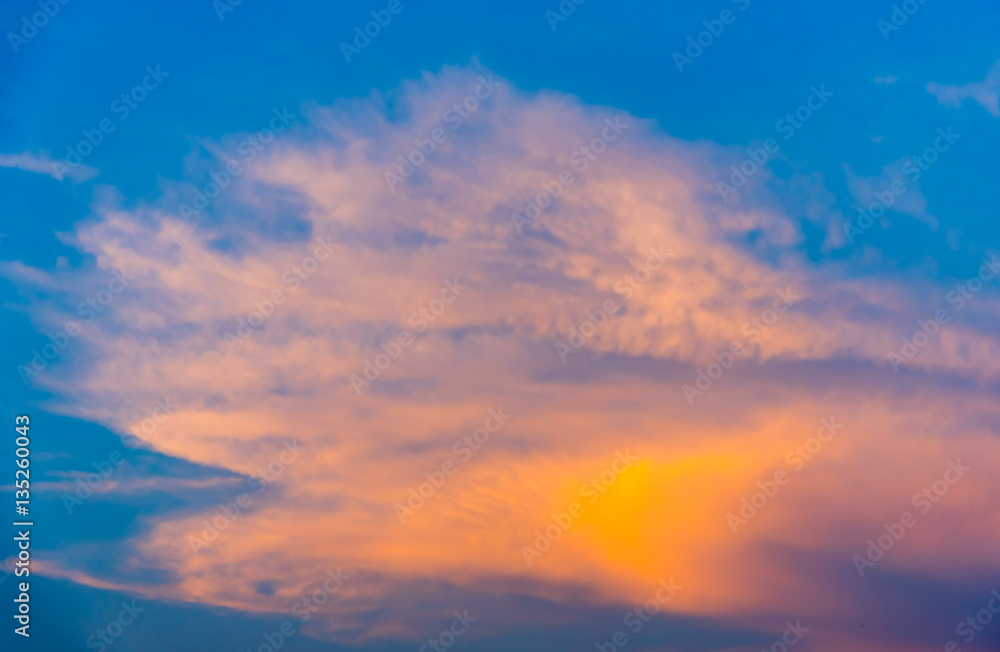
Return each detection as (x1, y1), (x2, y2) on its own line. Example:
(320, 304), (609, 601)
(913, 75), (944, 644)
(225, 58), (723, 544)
(8, 64), (1000, 649)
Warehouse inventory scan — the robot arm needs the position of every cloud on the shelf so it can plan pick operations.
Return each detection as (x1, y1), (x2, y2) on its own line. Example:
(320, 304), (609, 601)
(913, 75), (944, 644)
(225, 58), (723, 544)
(928, 60), (1000, 117)
(843, 159), (936, 228)
(0, 150), (99, 182)
(8, 64), (1000, 651)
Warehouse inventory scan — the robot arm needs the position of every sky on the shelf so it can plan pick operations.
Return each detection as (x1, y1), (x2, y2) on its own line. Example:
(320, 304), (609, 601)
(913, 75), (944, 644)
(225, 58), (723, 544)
(2, 1), (1000, 650)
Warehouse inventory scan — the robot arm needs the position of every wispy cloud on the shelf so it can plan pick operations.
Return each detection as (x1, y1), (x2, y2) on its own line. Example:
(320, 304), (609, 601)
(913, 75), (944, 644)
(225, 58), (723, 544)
(928, 60), (1000, 117)
(0, 150), (98, 182)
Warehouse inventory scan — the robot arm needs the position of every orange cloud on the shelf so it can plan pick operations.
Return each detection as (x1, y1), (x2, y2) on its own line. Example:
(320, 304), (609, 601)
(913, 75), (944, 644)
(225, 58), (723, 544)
(9, 64), (1000, 649)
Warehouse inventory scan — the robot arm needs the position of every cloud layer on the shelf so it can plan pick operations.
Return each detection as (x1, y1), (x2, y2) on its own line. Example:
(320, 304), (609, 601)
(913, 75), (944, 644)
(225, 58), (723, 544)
(8, 64), (1000, 651)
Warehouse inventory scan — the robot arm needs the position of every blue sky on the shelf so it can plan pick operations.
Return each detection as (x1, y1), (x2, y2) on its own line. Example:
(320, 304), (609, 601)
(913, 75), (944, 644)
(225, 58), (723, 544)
(3, 0), (999, 272)
(3, 1), (1000, 650)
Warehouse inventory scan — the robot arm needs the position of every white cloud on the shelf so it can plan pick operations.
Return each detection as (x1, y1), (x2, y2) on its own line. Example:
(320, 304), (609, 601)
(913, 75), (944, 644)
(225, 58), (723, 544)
(928, 60), (1000, 117)
(0, 150), (98, 182)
